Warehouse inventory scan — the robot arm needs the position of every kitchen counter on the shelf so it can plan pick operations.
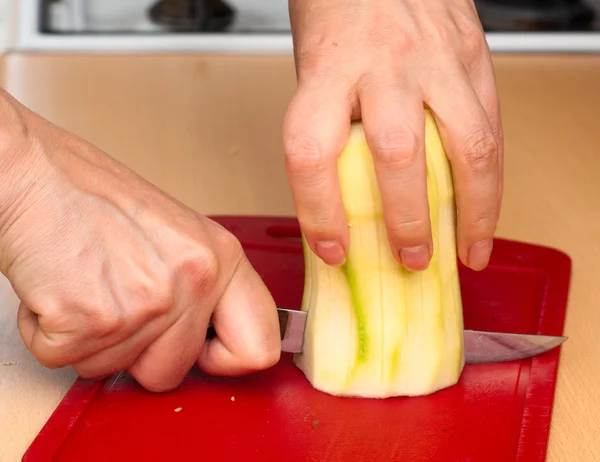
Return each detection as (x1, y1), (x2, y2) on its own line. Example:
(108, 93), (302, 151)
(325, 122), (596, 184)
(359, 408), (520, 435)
(0, 52), (599, 461)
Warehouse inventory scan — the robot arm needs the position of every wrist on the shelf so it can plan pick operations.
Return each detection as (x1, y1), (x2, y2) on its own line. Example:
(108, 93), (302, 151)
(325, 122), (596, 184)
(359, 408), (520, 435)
(0, 89), (45, 235)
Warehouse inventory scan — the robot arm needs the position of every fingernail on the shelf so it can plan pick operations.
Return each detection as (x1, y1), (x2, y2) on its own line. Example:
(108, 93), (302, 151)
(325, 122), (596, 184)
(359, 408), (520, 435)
(315, 241), (346, 266)
(468, 239), (493, 271)
(400, 245), (430, 271)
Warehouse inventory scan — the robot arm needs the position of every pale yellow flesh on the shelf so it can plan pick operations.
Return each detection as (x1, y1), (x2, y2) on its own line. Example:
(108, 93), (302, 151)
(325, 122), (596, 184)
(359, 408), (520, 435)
(293, 110), (465, 398)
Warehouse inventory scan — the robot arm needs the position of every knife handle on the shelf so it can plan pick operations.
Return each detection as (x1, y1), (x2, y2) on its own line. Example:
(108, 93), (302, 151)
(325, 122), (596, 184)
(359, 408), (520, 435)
(205, 324), (217, 341)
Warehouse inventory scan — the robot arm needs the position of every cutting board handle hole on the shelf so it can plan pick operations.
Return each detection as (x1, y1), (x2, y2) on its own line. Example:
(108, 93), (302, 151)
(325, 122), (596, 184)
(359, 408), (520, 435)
(265, 225), (302, 241)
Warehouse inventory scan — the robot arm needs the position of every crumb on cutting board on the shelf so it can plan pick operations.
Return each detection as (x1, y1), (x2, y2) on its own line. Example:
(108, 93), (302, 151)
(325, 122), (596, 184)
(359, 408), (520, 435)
(2, 360), (18, 366)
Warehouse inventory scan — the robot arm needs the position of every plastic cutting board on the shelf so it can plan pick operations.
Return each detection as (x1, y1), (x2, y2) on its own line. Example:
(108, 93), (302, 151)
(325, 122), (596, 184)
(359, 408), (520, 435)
(22, 216), (571, 462)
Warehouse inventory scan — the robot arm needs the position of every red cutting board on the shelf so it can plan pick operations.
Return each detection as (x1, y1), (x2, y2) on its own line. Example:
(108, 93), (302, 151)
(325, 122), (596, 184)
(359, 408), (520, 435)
(22, 216), (571, 462)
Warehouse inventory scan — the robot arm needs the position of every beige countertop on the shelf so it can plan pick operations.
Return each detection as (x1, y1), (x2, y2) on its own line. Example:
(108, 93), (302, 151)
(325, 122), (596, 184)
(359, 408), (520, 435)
(0, 52), (599, 461)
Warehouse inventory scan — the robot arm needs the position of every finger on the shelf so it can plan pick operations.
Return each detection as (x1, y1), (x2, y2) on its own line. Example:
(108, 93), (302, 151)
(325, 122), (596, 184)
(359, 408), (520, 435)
(197, 257), (281, 376)
(71, 317), (168, 380)
(23, 291), (164, 370)
(467, 53), (505, 204)
(126, 297), (213, 393)
(424, 63), (500, 271)
(17, 302), (68, 369)
(358, 73), (431, 271)
(283, 80), (352, 266)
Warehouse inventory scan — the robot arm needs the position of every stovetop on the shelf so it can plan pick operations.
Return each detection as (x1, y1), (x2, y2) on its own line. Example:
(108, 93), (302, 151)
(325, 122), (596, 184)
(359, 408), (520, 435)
(476, 0), (600, 31)
(38, 0), (600, 34)
(40, 0), (292, 34)
(9, 0), (600, 53)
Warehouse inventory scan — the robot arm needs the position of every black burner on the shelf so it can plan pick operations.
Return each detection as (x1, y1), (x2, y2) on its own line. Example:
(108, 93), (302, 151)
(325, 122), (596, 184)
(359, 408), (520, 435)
(148, 0), (236, 32)
(475, 0), (597, 31)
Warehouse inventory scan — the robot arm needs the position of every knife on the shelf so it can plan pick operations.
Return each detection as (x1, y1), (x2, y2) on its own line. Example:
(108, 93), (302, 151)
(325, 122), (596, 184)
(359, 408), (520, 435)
(206, 308), (567, 364)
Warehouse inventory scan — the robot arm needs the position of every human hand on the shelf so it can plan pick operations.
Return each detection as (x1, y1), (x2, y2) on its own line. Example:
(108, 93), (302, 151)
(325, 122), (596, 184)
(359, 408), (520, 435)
(0, 90), (281, 392)
(284, 0), (503, 272)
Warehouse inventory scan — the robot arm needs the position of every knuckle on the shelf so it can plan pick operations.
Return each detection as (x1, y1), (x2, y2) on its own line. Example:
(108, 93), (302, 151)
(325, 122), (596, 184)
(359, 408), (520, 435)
(179, 246), (221, 292)
(455, 13), (487, 56)
(32, 334), (72, 368)
(127, 271), (173, 320)
(492, 120), (504, 148)
(295, 36), (340, 78)
(24, 309), (73, 367)
(146, 295), (173, 318)
(422, 24), (458, 52)
(462, 30), (486, 56)
(371, 128), (421, 168)
(146, 297), (171, 319)
(94, 306), (125, 335)
(460, 130), (498, 171)
(144, 283), (172, 319)
(367, 29), (414, 57)
(297, 220), (338, 248)
(388, 217), (429, 241)
(218, 228), (244, 253)
(215, 230), (247, 272)
(284, 136), (328, 176)
(39, 307), (72, 334)
(223, 233), (245, 264)
(196, 249), (220, 286)
(54, 289), (124, 338)
(468, 213), (497, 236)
(390, 33), (415, 56)
(128, 276), (156, 307)
(295, 206), (341, 240)
(297, 52), (334, 80)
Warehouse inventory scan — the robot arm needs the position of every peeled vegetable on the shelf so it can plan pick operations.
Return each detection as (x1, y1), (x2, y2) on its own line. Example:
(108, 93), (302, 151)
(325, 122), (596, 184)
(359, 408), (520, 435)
(293, 110), (465, 398)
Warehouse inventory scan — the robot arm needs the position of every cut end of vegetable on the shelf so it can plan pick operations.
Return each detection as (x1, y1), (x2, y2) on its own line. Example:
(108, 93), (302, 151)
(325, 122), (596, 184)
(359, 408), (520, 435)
(293, 109), (465, 398)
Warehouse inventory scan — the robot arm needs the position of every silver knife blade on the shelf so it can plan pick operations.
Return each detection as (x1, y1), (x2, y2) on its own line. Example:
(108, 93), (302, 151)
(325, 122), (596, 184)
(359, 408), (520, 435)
(462, 329), (567, 364)
(271, 308), (567, 364)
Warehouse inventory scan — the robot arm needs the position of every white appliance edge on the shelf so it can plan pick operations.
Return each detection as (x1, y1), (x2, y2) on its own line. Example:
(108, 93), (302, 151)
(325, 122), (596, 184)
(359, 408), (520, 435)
(5, 0), (600, 54)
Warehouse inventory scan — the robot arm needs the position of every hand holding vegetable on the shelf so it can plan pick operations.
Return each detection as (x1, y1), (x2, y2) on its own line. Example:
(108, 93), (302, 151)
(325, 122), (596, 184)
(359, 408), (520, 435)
(284, 0), (503, 272)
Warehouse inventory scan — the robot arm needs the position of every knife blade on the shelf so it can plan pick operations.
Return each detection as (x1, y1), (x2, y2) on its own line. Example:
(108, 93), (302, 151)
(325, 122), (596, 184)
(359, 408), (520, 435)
(206, 307), (567, 364)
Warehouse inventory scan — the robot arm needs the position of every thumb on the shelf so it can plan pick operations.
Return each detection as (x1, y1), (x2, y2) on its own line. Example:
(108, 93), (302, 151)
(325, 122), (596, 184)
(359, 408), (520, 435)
(197, 257), (281, 376)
